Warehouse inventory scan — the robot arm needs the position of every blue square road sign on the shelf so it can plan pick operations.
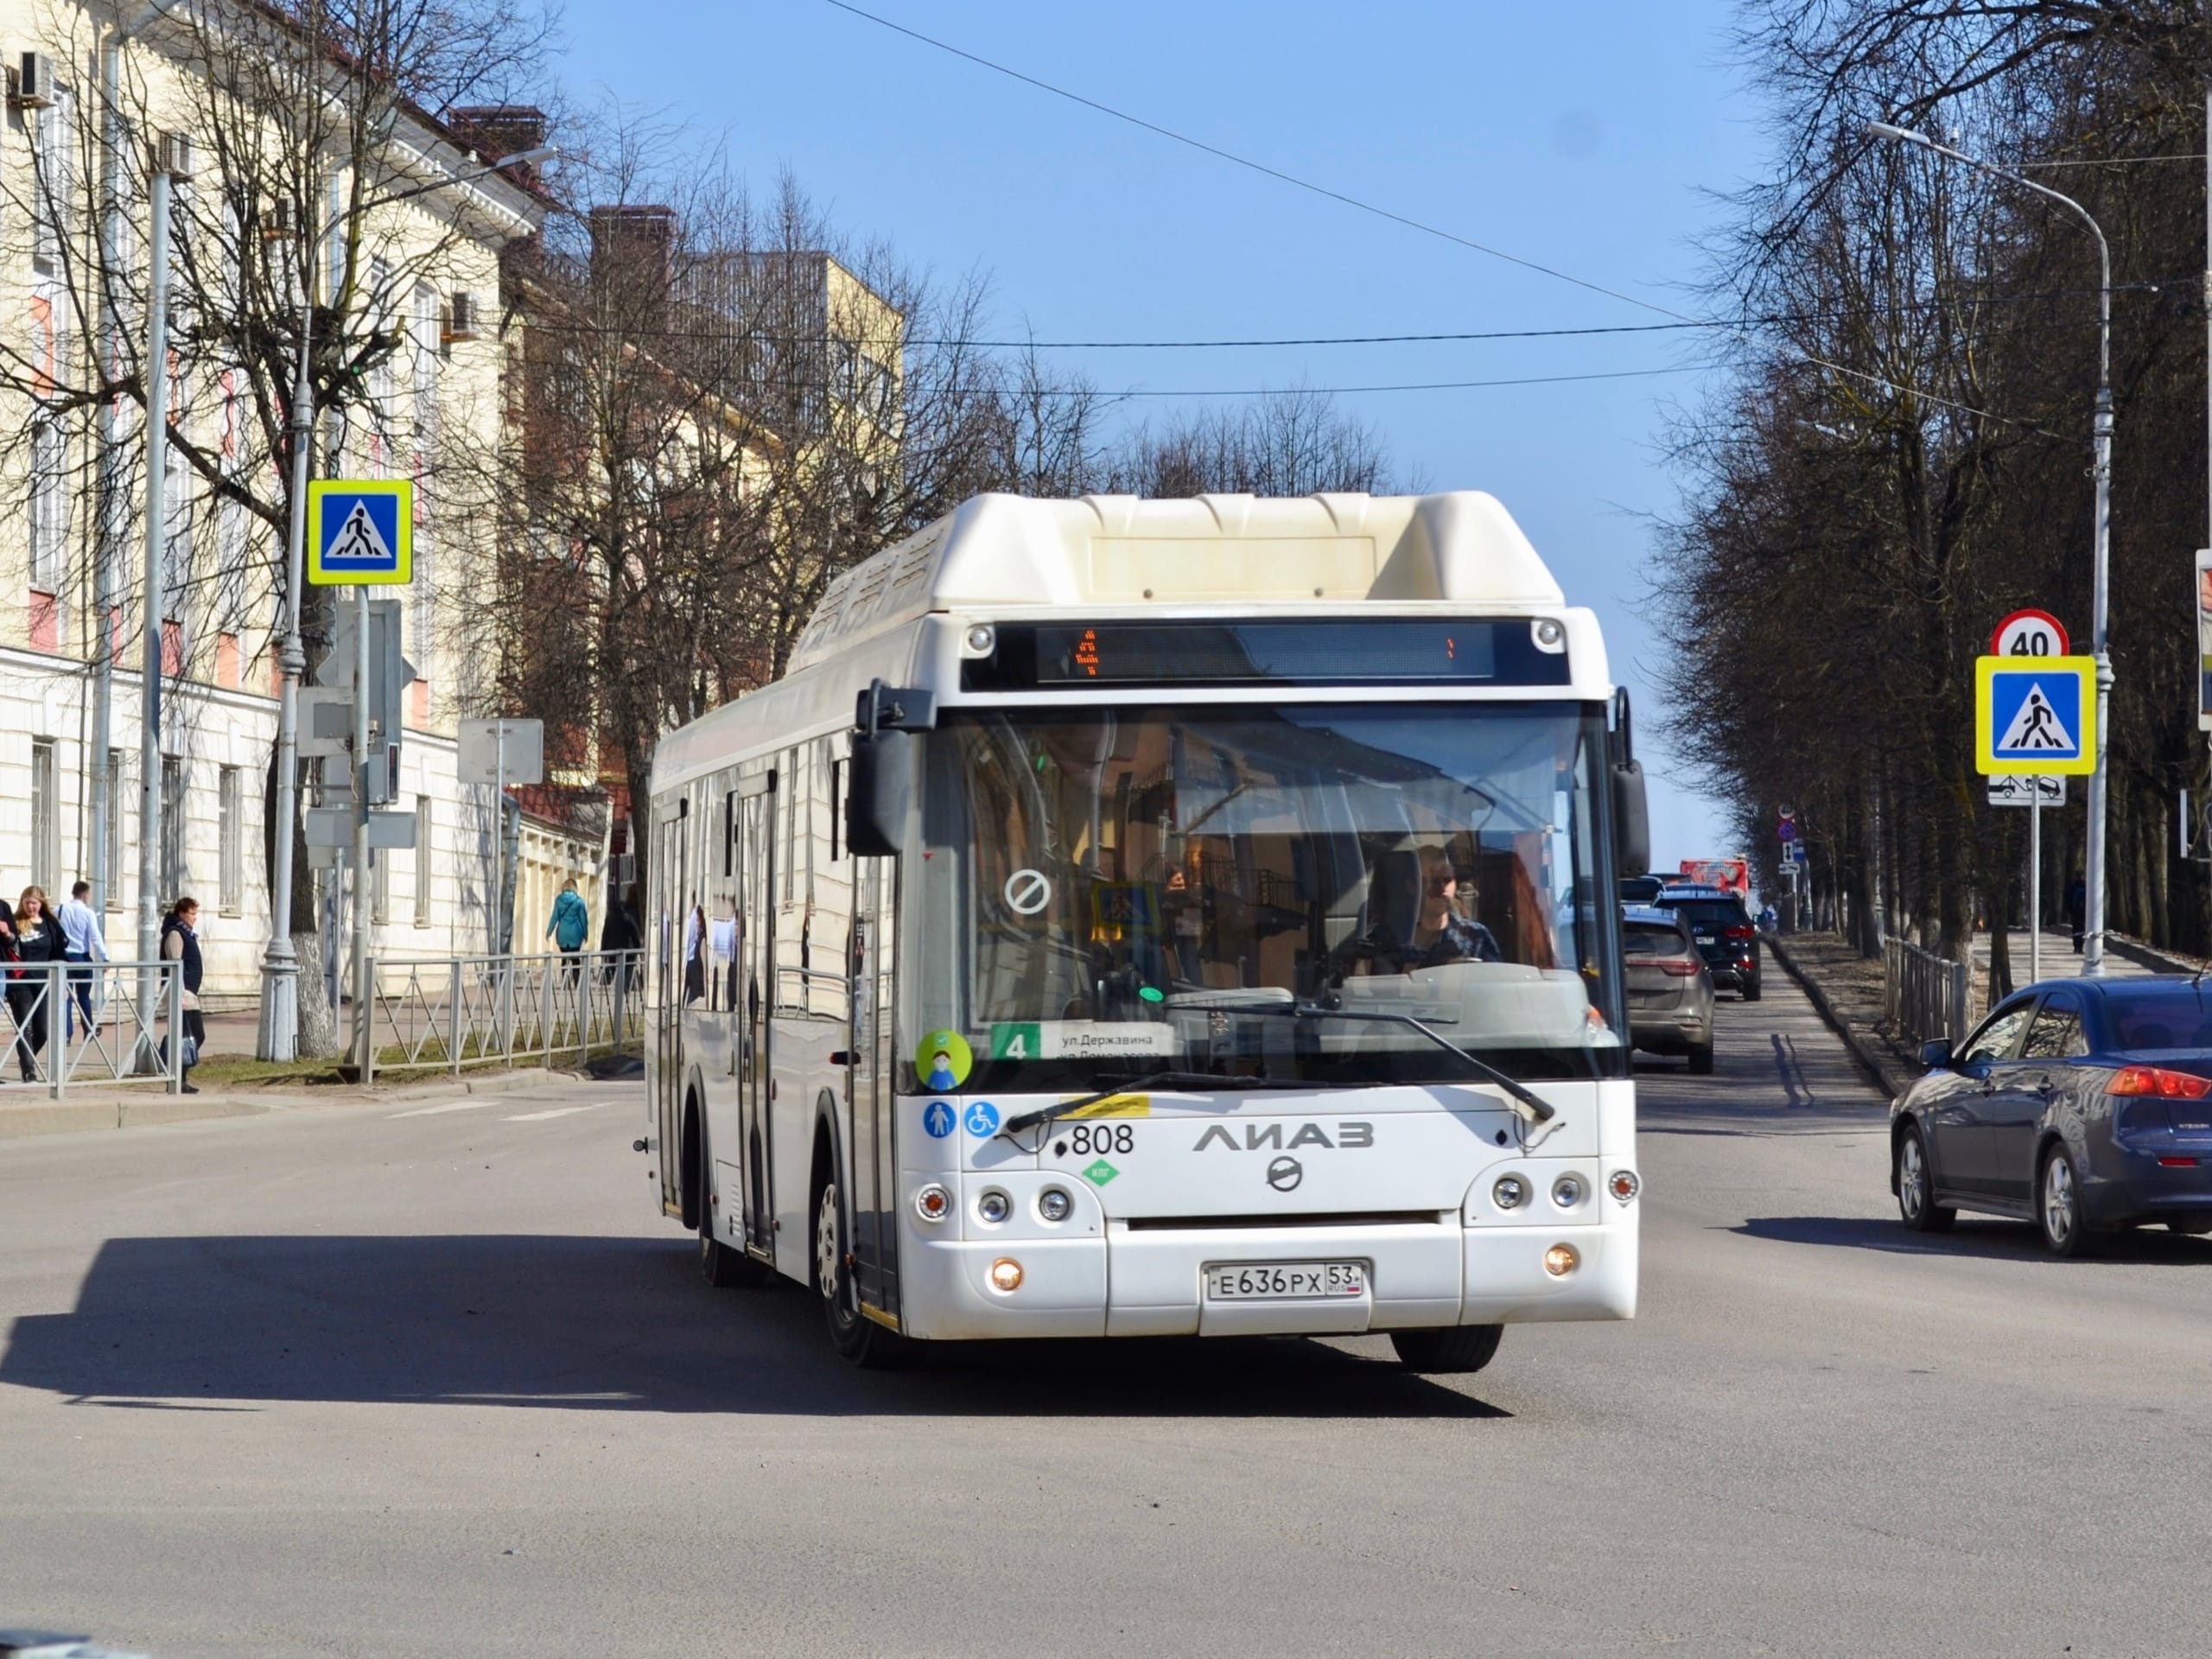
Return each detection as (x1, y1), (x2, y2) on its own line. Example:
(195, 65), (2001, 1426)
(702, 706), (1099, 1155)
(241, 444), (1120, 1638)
(1975, 655), (2095, 776)
(307, 479), (413, 585)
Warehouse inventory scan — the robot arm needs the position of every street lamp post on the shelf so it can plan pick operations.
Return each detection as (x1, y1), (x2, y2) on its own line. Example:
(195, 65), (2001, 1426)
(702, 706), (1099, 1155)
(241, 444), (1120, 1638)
(1868, 120), (2114, 976)
(254, 143), (556, 1060)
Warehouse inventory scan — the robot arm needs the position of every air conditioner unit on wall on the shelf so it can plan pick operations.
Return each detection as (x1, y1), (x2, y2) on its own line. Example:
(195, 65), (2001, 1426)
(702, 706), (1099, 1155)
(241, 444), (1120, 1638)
(442, 292), (479, 345)
(10, 50), (54, 110)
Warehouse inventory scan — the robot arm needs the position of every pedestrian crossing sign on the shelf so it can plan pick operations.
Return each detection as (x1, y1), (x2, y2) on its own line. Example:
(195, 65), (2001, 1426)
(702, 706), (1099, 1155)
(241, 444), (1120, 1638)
(306, 479), (412, 585)
(1976, 654), (2095, 776)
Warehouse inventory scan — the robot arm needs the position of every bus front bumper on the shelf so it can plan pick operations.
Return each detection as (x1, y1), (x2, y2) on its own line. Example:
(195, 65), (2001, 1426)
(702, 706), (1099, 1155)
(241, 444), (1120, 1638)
(894, 1213), (1637, 1342)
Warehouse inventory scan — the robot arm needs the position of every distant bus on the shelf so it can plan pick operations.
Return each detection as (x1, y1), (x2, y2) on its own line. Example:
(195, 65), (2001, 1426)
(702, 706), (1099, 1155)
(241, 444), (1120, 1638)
(642, 492), (1649, 1372)
(1675, 858), (1750, 897)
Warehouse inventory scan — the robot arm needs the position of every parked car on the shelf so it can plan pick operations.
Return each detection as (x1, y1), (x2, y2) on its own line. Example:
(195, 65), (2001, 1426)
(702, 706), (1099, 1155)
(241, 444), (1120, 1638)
(1891, 977), (2212, 1255)
(1653, 884), (1762, 1000)
(1622, 904), (1716, 1074)
(1618, 874), (1669, 906)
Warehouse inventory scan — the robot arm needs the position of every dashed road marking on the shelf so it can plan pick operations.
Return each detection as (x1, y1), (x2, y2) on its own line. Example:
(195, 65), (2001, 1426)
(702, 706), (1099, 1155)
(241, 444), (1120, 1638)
(503, 1105), (600, 1122)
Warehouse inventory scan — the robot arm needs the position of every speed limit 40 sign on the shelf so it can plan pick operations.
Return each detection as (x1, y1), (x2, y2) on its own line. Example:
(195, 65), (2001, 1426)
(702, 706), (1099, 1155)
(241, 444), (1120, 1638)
(1993, 608), (2070, 658)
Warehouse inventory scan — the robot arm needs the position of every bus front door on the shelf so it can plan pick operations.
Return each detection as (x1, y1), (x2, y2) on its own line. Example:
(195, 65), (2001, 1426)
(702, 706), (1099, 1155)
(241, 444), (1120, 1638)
(850, 859), (901, 1323)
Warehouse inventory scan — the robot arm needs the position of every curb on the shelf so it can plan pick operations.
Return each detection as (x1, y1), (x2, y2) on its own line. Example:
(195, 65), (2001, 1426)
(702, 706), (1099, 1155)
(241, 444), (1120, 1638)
(1767, 935), (1904, 1100)
(0, 1063), (610, 1140)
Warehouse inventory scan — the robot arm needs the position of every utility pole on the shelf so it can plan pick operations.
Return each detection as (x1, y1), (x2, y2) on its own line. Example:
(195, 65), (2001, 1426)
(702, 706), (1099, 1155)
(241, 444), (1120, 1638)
(92, 5), (163, 925)
(137, 138), (179, 1053)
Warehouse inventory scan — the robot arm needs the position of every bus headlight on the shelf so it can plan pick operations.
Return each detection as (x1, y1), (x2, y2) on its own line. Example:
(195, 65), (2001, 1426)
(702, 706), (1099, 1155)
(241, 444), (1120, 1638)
(976, 1189), (1012, 1224)
(1493, 1174), (1528, 1211)
(1038, 1187), (1073, 1223)
(1544, 1243), (1580, 1276)
(988, 1257), (1024, 1292)
(1551, 1173), (1586, 1209)
(913, 1185), (950, 1223)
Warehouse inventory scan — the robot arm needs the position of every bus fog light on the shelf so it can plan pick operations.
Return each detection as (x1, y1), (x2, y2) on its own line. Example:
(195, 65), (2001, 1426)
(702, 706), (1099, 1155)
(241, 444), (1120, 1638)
(1492, 1174), (1528, 1211)
(913, 1185), (950, 1223)
(1543, 1243), (1579, 1276)
(964, 624), (996, 655)
(1551, 1173), (1586, 1209)
(1038, 1187), (1073, 1223)
(988, 1257), (1024, 1292)
(976, 1189), (1012, 1224)
(1532, 617), (1567, 651)
(1609, 1169), (1640, 1204)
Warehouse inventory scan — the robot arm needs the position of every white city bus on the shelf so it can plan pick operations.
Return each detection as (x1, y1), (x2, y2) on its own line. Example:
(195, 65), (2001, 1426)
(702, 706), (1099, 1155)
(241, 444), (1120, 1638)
(642, 491), (1649, 1370)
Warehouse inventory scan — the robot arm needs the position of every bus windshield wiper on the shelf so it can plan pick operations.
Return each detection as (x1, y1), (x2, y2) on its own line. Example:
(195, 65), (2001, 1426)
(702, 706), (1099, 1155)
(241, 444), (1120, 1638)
(999, 1071), (1312, 1140)
(1192, 1000), (1557, 1128)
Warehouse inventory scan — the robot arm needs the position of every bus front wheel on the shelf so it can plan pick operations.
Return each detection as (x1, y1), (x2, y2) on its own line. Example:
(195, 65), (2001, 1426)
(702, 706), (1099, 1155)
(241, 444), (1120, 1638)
(813, 1174), (897, 1367)
(1390, 1324), (1503, 1375)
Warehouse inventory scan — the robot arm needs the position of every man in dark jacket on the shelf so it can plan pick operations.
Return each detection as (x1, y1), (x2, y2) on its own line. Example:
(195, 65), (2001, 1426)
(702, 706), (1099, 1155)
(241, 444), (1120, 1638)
(600, 883), (641, 988)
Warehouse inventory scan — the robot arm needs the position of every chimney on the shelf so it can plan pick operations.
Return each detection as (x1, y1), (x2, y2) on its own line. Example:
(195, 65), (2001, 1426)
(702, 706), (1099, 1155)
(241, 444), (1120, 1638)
(449, 105), (550, 185)
(588, 204), (678, 321)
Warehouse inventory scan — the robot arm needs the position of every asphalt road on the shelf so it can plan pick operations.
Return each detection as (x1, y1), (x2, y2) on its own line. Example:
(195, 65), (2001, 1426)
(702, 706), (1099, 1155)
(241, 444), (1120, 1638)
(4, 970), (2210, 1659)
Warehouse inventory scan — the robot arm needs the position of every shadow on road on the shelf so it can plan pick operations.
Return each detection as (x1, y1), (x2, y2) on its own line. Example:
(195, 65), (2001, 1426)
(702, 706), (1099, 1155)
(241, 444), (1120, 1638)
(1736, 1213), (2212, 1266)
(0, 1234), (1509, 1421)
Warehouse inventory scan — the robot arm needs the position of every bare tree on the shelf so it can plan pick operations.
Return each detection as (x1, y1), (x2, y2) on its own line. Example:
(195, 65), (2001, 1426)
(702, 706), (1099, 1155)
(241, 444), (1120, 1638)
(1, 0), (552, 1050)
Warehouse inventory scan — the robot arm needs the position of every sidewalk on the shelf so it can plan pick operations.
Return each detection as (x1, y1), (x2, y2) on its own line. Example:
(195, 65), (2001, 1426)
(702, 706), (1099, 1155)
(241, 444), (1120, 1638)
(0, 1061), (605, 1140)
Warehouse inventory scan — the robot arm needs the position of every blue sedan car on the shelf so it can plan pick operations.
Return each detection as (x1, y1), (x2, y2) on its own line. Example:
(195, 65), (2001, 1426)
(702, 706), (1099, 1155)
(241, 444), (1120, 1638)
(1891, 977), (2212, 1255)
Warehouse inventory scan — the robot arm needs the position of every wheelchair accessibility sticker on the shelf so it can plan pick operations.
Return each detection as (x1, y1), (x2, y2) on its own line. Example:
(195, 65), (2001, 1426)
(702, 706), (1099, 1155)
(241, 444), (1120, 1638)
(963, 1102), (1001, 1137)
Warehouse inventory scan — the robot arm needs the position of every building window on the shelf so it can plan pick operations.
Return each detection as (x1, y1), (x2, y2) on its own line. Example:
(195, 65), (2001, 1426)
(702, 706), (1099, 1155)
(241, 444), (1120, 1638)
(160, 756), (184, 904)
(105, 748), (124, 910)
(32, 92), (75, 277)
(413, 798), (434, 925)
(219, 766), (242, 915)
(29, 416), (65, 592)
(30, 741), (56, 892)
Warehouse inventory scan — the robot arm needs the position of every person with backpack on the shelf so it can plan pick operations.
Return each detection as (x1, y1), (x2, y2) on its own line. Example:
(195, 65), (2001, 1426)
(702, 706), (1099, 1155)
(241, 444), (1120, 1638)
(546, 879), (590, 988)
(160, 896), (205, 1093)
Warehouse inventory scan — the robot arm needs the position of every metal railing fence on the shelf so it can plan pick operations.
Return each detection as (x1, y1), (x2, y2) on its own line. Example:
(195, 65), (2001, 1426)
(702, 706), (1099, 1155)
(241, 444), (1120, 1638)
(0, 959), (186, 1096)
(361, 949), (643, 1081)
(1884, 938), (1974, 1049)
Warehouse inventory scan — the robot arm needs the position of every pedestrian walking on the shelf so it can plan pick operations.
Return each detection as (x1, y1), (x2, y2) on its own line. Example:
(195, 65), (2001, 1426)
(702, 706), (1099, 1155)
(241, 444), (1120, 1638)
(2067, 875), (2087, 956)
(160, 896), (205, 1094)
(600, 882), (641, 988)
(56, 880), (109, 1041)
(11, 887), (60, 1080)
(546, 878), (589, 988)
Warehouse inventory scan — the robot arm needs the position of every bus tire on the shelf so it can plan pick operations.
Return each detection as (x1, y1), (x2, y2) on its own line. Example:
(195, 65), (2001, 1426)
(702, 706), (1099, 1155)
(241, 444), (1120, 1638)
(813, 1168), (897, 1367)
(1389, 1323), (1503, 1375)
(697, 1113), (771, 1289)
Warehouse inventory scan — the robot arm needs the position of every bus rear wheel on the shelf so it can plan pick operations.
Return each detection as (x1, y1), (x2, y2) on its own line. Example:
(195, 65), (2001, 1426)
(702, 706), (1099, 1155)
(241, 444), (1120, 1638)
(813, 1175), (897, 1367)
(1390, 1324), (1503, 1375)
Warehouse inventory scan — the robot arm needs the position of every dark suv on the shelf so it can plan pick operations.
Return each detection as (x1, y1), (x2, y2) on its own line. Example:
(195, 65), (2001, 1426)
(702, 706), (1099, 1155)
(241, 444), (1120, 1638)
(1654, 885), (1762, 1000)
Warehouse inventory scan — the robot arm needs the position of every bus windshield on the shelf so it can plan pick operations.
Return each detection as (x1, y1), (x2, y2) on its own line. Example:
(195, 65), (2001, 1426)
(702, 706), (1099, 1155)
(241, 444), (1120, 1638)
(906, 701), (1624, 1092)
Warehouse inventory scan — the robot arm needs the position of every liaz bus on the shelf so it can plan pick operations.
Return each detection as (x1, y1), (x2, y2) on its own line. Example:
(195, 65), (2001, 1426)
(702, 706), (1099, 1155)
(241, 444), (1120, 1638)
(641, 490), (1650, 1370)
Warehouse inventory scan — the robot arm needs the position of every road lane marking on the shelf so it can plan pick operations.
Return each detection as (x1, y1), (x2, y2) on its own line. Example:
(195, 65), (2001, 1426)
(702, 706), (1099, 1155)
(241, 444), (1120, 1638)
(503, 1105), (600, 1122)
(387, 1102), (488, 1119)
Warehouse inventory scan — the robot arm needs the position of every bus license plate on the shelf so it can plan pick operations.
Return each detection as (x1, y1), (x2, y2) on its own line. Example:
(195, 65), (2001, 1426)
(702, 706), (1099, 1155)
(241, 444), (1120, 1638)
(1204, 1262), (1365, 1300)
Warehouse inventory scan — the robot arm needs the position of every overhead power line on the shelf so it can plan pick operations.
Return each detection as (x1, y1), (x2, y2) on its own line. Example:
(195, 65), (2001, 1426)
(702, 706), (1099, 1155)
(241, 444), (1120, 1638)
(817, 0), (1691, 324)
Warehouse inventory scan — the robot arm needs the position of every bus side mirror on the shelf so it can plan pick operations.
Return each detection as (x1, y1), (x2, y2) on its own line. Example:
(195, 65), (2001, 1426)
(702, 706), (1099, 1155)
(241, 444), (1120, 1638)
(1612, 759), (1650, 876)
(846, 728), (911, 859)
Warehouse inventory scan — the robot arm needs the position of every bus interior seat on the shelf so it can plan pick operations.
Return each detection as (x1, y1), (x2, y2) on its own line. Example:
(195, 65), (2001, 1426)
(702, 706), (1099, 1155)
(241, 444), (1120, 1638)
(1364, 849), (1422, 955)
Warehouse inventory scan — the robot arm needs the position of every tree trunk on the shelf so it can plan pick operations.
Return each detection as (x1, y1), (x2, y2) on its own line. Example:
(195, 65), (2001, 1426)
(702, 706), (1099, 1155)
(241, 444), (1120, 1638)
(295, 926), (341, 1059)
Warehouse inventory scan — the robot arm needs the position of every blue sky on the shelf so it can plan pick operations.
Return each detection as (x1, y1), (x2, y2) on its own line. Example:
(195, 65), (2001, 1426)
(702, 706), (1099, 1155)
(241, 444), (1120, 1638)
(550, 0), (1767, 869)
